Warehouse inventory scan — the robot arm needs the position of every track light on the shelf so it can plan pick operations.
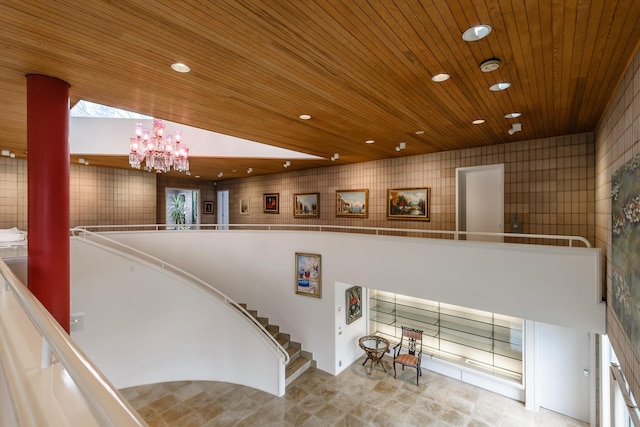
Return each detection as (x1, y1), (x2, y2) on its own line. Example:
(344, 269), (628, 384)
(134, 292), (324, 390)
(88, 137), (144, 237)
(395, 142), (407, 152)
(507, 122), (522, 135)
(284, 161), (291, 168)
(247, 168), (253, 174)
(331, 153), (340, 161)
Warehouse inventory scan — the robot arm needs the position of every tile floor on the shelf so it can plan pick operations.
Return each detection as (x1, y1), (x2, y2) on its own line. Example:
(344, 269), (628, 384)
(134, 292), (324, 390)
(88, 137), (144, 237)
(120, 356), (587, 426)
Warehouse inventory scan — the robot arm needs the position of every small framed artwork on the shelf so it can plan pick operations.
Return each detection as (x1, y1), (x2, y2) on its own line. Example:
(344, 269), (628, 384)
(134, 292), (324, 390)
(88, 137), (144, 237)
(264, 193), (279, 214)
(240, 199), (249, 215)
(387, 188), (430, 221)
(204, 201), (214, 214)
(335, 189), (368, 218)
(346, 286), (362, 324)
(295, 253), (321, 298)
(293, 193), (319, 218)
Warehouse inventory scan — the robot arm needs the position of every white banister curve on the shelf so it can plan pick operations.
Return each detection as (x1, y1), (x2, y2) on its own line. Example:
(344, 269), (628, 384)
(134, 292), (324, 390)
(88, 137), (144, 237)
(0, 257), (147, 427)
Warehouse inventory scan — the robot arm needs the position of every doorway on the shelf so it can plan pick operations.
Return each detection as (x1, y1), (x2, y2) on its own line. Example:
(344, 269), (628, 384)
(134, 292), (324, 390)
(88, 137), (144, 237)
(456, 164), (504, 242)
(166, 188), (200, 229)
(217, 190), (229, 230)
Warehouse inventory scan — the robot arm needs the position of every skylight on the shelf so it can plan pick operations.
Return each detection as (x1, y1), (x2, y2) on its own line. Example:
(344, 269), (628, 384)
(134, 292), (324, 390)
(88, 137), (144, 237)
(70, 100), (151, 119)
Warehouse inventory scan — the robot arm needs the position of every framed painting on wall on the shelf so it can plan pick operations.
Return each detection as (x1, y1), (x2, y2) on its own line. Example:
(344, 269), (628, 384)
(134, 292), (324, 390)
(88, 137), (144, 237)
(335, 189), (368, 218)
(293, 193), (319, 218)
(295, 252), (321, 298)
(203, 201), (214, 215)
(346, 286), (362, 324)
(263, 193), (279, 214)
(240, 199), (249, 215)
(387, 188), (430, 221)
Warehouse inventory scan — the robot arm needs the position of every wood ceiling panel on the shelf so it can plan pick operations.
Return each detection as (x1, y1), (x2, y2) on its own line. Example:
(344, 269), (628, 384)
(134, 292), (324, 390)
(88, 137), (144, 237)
(0, 1), (639, 180)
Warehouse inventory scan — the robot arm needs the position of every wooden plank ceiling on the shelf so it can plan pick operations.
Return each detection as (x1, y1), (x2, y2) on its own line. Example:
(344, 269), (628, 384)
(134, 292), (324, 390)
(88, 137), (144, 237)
(1, 1), (639, 181)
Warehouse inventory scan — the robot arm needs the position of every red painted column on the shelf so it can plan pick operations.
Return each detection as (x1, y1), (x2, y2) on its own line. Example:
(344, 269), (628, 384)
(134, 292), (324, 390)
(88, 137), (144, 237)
(26, 74), (70, 333)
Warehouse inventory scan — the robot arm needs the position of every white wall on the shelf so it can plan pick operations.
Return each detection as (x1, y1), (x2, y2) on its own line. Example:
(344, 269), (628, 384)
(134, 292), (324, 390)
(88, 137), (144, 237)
(70, 238), (285, 396)
(105, 230), (605, 376)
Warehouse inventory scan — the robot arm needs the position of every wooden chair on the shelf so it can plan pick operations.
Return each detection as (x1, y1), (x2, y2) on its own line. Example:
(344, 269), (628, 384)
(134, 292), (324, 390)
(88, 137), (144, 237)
(393, 326), (423, 385)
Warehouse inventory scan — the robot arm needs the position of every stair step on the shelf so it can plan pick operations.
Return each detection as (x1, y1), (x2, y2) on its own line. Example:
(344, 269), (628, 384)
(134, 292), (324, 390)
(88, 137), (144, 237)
(276, 333), (290, 348)
(285, 353), (312, 386)
(286, 341), (302, 362)
(266, 324), (279, 336)
(256, 316), (269, 326)
(248, 309), (258, 318)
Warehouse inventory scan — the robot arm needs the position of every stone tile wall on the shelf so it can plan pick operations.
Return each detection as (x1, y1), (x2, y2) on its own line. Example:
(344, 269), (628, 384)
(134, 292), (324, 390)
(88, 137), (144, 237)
(0, 158), (156, 229)
(218, 133), (595, 246)
(595, 45), (640, 400)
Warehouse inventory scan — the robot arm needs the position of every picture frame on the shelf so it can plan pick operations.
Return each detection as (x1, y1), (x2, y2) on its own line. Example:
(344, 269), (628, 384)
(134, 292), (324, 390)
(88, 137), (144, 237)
(293, 193), (319, 218)
(240, 199), (249, 215)
(387, 187), (430, 221)
(346, 286), (362, 324)
(295, 253), (321, 298)
(204, 201), (214, 215)
(263, 193), (279, 214)
(335, 189), (369, 218)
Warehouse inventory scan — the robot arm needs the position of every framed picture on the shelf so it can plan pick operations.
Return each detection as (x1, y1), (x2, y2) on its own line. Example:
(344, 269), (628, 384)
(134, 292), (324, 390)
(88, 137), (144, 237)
(335, 189), (368, 218)
(240, 199), (249, 215)
(264, 193), (279, 214)
(204, 201), (214, 214)
(293, 193), (319, 218)
(295, 253), (321, 298)
(346, 286), (362, 324)
(387, 188), (430, 221)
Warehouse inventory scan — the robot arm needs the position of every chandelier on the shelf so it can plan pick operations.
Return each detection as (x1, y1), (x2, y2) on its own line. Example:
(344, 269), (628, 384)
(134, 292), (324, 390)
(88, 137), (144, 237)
(129, 118), (190, 174)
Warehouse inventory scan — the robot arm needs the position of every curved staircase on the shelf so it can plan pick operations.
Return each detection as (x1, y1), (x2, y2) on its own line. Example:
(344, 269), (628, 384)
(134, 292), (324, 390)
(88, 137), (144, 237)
(237, 304), (315, 386)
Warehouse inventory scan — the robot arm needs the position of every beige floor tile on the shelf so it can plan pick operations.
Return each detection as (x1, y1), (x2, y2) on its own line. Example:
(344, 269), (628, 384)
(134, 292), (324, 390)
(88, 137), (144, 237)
(121, 356), (588, 427)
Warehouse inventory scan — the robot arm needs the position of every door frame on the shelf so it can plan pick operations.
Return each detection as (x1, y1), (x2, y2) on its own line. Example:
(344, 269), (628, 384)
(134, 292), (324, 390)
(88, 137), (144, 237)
(455, 164), (504, 240)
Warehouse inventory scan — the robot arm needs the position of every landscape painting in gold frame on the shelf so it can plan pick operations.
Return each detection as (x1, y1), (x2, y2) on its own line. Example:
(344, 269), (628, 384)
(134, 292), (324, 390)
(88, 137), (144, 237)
(293, 193), (319, 218)
(387, 188), (430, 221)
(335, 189), (368, 218)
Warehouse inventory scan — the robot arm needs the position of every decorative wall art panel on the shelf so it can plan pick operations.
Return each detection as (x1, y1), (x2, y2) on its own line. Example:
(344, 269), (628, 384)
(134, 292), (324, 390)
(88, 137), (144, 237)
(612, 154), (640, 356)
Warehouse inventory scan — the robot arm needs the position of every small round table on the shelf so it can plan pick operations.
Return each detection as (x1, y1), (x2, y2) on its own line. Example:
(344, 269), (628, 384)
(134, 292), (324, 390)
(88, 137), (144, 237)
(359, 335), (390, 374)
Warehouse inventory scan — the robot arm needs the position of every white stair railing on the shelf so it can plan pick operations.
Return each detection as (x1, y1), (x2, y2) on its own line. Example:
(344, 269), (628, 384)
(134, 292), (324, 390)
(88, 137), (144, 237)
(70, 227), (290, 365)
(0, 257), (147, 427)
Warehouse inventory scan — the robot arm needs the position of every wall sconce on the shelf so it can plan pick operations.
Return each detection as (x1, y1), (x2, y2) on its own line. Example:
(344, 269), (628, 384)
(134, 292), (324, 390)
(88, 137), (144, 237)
(331, 153), (340, 161)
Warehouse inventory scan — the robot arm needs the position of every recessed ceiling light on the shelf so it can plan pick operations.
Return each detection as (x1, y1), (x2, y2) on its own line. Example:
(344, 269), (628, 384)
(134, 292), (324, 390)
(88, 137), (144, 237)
(195, 175), (200, 178)
(365, 139), (375, 144)
(462, 25), (492, 41)
(504, 112), (522, 119)
(415, 130), (425, 135)
(299, 114), (311, 120)
(472, 119), (485, 125)
(171, 62), (191, 73)
(490, 82), (511, 91)
(431, 73), (450, 82)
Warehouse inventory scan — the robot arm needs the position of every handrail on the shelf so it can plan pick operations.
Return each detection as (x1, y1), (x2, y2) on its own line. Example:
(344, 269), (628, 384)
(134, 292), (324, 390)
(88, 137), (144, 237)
(0, 258), (147, 426)
(70, 227), (290, 365)
(611, 363), (640, 426)
(73, 223), (592, 248)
